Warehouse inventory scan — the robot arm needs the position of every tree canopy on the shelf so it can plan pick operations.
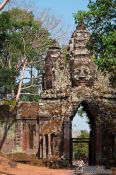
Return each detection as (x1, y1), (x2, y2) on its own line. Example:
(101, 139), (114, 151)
(0, 8), (52, 101)
(73, 130), (89, 160)
(0, 7), (69, 101)
(74, 0), (116, 84)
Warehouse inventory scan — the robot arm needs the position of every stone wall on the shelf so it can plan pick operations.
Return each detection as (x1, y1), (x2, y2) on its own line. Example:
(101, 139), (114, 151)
(0, 102), (39, 155)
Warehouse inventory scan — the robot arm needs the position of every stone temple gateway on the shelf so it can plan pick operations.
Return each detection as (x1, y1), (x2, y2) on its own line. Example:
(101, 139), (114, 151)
(0, 24), (116, 167)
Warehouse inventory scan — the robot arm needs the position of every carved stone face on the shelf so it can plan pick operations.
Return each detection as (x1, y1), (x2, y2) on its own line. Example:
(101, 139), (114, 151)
(73, 66), (93, 84)
(72, 65), (94, 86)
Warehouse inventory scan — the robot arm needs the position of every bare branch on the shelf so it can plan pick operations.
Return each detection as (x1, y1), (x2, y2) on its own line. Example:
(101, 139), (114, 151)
(23, 75), (42, 80)
(20, 93), (39, 96)
(37, 9), (70, 44)
(0, 0), (10, 11)
(21, 84), (40, 90)
(16, 59), (27, 101)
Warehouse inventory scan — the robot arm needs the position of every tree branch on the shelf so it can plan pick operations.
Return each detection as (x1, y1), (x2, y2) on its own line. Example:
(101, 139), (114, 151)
(20, 93), (40, 96)
(0, 0), (10, 11)
(21, 84), (40, 90)
(16, 59), (27, 101)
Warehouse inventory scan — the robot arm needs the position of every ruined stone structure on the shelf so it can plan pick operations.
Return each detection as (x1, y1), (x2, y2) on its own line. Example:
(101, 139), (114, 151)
(0, 103), (39, 155)
(0, 24), (116, 166)
(38, 24), (116, 166)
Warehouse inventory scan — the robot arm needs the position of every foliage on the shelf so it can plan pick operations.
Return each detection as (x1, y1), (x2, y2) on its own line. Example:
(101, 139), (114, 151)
(73, 130), (89, 160)
(0, 100), (16, 105)
(79, 130), (89, 138)
(20, 94), (40, 102)
(74, 0), (116, 84)
(77, 106), (85, 117)
(73, 10), (87, 25)
(61, 45), (68, 60)
(77, 106), (90, 128)
(0, 8), (52, 100)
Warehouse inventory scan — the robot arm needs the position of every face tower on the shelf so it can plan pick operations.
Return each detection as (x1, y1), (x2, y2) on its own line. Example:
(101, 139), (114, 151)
(68, 24), (96, 87)
(43, 40), (71, 92)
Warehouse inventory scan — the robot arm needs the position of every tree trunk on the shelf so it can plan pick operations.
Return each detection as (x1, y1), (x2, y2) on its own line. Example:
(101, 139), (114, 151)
(0, 0), (10, 10)
(16, 59), (27, 101)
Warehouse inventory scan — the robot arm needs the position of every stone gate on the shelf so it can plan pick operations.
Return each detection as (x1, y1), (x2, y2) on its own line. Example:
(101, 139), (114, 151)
(38, 24), (116, 166)
(0, 24), (115, 167)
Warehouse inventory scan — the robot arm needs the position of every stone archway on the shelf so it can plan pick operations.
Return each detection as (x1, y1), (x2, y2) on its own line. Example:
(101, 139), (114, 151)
(70, 101), (96, 165)
(62, 102), (94, 165)
(37, 24), (116, 167)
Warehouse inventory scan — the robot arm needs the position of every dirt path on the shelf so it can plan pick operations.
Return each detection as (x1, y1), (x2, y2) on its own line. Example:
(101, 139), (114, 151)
(0, 156), (74, 175)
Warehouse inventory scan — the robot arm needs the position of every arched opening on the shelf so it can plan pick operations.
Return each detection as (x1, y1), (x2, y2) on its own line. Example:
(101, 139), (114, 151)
(70, 101), (96, 166)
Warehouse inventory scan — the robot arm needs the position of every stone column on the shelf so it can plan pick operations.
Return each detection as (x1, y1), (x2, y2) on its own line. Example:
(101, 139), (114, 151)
(43, 135), (46, 158)
(39, 136), (43, 158)
(96, 121), (102, 165)
(48, 134), (52, 157)
(63, 121), (71, 161)
(114, 136), (116, 158)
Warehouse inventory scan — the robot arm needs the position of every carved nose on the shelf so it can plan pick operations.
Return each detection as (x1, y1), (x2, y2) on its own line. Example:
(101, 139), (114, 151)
(80, 70), (85, 77)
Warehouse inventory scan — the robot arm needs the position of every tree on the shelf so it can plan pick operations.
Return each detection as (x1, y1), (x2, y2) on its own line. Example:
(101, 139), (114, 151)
(0, 7), (70, 101)
(74, 0), (116, 84)
(37, 9), (69, 44)
(0, 0), (10, 11)
(73, 130), (89, 160)
(0, 8), (52, 101)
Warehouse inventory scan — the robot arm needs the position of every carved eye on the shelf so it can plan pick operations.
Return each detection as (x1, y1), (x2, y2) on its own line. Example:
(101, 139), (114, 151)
(84, 67), (91, 74)
(74, 74), (78, 79)
(84, 69), (89, 75)
(73, 70), (80, 79)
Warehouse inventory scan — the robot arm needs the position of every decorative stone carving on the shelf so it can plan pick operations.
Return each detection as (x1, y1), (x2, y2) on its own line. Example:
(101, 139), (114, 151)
(38, 24), (115, 166)
(0, 25), (115, 167)
(67, 24), (97, 87)
(43, 40), (71, 92)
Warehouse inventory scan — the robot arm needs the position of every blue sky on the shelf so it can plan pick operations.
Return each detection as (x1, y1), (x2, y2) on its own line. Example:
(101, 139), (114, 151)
(72, 113), (90, 132)
(35, 0), (89, 29)
(2, 0), (89, 43)
(9, 0), (89, 26)
(35, 0), (89, 44)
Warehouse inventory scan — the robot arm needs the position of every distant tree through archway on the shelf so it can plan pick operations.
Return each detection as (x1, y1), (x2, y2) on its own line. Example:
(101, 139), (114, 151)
(72, 105), (90, 161)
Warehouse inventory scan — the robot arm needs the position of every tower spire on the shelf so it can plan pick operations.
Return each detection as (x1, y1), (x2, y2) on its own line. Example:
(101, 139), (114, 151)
(68, 25), (96, 87)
